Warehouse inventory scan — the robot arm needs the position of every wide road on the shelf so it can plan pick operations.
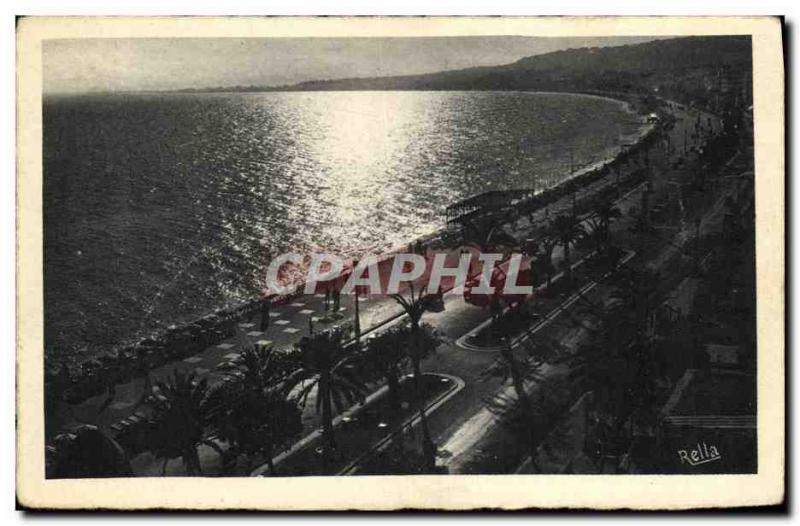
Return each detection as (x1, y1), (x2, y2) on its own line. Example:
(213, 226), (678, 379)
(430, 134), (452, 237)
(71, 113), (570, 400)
(345, 102), (729, 474)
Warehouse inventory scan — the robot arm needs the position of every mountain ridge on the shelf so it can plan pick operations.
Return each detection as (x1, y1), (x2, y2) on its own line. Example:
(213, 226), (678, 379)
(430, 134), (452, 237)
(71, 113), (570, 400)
(176, 35), (752, 108)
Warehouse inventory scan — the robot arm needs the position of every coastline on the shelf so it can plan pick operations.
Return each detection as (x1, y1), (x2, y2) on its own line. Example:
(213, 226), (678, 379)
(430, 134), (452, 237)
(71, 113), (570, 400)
(48, 90), (661, 406)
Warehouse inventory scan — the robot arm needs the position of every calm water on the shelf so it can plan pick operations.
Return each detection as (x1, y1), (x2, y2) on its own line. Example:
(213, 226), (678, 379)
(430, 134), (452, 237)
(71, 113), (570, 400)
(44, 91), (644, 359)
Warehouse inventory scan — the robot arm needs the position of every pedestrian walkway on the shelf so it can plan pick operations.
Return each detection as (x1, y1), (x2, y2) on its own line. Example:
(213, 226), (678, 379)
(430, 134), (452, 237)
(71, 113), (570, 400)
(63, 101), (723, 476)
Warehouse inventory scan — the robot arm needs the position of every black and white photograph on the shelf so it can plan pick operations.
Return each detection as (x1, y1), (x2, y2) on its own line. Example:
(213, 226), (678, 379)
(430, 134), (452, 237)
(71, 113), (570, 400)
(15, 15), (784, 511)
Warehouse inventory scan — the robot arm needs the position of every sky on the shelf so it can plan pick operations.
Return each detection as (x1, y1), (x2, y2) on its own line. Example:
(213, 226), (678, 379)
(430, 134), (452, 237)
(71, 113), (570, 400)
(43, 36), (664, 94)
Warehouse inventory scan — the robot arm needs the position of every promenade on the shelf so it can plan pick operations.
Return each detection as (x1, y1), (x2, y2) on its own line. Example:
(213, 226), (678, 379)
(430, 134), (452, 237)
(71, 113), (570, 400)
(356, 102), (739, 474)
(429, 111), (750, 475)
(55, 101), (726, 476)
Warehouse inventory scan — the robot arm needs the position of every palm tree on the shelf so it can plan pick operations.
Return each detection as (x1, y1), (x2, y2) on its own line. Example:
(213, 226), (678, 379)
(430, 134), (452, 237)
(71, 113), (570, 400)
(221, 341), (293, 394)
(390, 284), (439, 471)
(363, 326), (408, 420)
(611, 266), (662, 344)
(213, 386), (301, 475)
(538, 235), (559, 290)
(285, 327), (366, 466)
(361, 323), (440, 462)
(363, 323), (441, 422)
(462, 213), (519, 253)
(559, 336), (636, 472)
(481, 337), (546, 469)
(212, 344), (302, 474)
(584, 216), (606, 254)
(610, 267), (672, 419)
(48, 425), (133, 478)
(558, 284), (668, 471)
(147, 369), (222, 476)
(563, 341), (630, 414)
(551, 214), (586, 283)
(592, 199), (622, 251)
(595, 199), (622, 235)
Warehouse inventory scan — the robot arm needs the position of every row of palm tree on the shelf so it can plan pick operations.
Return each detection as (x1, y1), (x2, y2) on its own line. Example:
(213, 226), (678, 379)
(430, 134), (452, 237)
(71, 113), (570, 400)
(289, 285), (442, 470)
(146, 370), (223, 475)
(144, 340), (311, 476)
(475, 239), (668, 471)
(49, 285), (445, 478)
(470, 197), (622, 294)
(481, 336), (548, 470)
(389, 284), (441, 470)
(584, 200), (624, 255)
(548, 214), (586, 283)
(565, 268), (672, 470)
(288, 326), (364, 466)
(213, 344), (302, 473)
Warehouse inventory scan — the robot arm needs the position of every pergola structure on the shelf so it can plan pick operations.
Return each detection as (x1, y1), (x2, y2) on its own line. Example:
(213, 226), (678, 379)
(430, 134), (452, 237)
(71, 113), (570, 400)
(444, 188), (537, 228)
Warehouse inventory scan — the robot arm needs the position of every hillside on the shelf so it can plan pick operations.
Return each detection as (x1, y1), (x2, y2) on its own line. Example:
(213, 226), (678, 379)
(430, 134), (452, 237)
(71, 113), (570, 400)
(289, 37), (750, 106)
(185, 36), (753, 111)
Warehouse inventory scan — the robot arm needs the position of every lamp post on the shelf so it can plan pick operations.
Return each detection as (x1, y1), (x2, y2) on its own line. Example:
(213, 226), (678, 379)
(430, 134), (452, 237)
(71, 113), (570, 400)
(569, 148), (577, 218)
(260, 248), (272, 332)
(352, 259), (361, 342)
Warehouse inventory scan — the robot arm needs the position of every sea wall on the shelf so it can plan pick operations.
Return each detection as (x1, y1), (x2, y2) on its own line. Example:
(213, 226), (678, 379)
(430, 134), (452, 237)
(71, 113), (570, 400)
(50, 93), (671, 407)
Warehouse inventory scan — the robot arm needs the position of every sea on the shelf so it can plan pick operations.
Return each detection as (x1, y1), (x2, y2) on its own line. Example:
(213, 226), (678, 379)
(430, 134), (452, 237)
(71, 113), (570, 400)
(43, 90), (645, 360)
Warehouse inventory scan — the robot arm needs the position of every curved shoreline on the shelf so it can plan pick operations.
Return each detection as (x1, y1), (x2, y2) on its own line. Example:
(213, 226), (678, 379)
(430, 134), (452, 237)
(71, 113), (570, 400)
(52, 91), (662, 401)
(344, 90), (652, 266)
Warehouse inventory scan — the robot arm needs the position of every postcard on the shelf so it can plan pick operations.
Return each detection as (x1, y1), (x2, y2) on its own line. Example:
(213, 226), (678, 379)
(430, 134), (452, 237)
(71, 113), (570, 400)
(16, 15), (784, 510)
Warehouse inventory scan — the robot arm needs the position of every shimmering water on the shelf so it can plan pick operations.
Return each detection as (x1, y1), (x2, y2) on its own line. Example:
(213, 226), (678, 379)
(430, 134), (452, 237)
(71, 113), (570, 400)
(44, 90), (644, 358)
